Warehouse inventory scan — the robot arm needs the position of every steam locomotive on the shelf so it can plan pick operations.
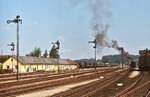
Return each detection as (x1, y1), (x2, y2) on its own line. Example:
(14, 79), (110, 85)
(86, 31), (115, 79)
(138, 49), (150, 70)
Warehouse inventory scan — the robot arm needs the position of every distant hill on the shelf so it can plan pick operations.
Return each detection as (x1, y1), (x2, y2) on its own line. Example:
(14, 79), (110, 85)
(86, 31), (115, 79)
(102, 54), (139, 64)
(75, 54), (139, 68)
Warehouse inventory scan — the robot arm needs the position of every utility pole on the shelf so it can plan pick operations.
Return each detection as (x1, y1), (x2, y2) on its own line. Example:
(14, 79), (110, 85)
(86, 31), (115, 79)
(7, 15), (22, 80)
(89, 39), (97, 70)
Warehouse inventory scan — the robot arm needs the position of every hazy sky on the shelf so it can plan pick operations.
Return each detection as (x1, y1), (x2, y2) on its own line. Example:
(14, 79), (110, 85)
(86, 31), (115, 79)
(0, 0), (150, 59)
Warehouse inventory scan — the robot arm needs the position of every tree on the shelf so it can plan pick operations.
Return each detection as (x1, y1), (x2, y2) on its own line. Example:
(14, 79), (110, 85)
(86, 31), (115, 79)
(49, 45), (59, 58)
(102, 56), (111, 64)
(43, 50), (48, 58)
(26, 47), (41, 57)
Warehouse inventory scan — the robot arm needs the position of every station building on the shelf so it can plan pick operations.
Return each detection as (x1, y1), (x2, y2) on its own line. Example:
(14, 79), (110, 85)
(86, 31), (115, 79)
(2, 56), (79, 73)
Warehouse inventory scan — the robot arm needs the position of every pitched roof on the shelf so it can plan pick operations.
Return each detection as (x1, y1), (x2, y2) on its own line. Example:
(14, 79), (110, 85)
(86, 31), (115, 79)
(0, 55), (11, 63)
(12, 56), (78, 65)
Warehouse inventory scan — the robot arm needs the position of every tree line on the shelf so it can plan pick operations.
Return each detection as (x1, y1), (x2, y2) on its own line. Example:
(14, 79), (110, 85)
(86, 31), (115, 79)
(26, 44), (60, 58)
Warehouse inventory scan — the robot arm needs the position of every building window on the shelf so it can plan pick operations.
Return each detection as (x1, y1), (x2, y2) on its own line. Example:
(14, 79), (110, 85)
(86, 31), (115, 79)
(15, 65), (18, 69)
(27, 67), (29, 72)
(7, 65), (10, 69)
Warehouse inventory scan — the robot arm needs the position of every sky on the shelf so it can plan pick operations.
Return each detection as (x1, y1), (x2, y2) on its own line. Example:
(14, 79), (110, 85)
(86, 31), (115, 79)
(0, 0), (150, 60)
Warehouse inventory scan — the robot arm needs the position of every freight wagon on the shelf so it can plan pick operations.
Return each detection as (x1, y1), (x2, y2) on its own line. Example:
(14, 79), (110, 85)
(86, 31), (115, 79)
(138, 49), (150, 70)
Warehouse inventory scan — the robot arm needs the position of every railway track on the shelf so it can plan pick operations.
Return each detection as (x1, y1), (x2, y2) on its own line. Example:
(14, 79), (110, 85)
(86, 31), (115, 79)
(120, 81), (150, 97)
(0, 69), (90, 81)
(50, 68), (127, 97)
(145, 88), (150, 97)
(0, 67), (120, 96)
(54, 69), (144, 97)
(0, 67), (114, 82)
(117, 71), (150, 97)
(0, 68), (119, 89)
(116, 72), (144, 97)
(80, 70), (143, 97)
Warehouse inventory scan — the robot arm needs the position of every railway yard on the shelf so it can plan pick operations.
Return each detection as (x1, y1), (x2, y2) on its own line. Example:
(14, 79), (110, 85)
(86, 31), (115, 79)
(0, 66), (149, 97)
(1, 0), (150, 96)
(1, 0), (150, 97)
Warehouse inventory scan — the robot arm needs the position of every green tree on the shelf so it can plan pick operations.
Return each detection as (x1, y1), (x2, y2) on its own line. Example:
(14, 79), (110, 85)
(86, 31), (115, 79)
(43, 50), (48, 58)
(49, 45), (59, 58)
(26, 47), (41, 57)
